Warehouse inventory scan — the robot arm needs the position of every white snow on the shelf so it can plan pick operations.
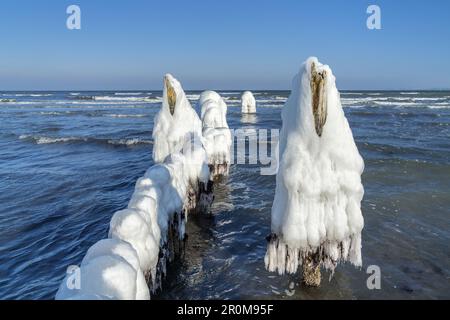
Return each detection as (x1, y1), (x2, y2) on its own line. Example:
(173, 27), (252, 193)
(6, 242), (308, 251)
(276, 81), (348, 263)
(152, 74), (202, 163)
(56, 255), (138, 300)
(265, 57), (364, 275)
(109, 209), (159, 279)
(198, 91), (232, 177)
(81, 239), (150, 300)
(241, 91), (256, 114)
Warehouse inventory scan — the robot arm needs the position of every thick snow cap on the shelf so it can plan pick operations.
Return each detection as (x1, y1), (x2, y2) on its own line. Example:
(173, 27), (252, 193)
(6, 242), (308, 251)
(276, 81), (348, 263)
(152, 74), (202, 163)
(265, 57), (364, 274)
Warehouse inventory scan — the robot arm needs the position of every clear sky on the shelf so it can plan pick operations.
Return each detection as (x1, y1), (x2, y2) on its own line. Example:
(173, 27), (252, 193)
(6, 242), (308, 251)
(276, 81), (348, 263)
(0, 0), (449, 90)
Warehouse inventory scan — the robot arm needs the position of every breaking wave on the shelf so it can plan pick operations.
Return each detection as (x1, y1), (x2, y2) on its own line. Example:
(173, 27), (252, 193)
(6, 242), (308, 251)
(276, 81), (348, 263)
(19, 135), (152, 146)
(114, 92), (145, 96)
(93, 96), (152, 102)
(104, 114), (148, 118)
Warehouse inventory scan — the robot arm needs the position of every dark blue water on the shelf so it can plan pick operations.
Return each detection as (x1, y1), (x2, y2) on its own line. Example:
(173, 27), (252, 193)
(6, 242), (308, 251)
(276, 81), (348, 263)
(0, 90), (449, 299)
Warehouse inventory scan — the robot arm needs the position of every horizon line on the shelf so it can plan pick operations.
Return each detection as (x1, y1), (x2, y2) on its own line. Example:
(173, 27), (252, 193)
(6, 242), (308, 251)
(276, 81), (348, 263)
(1, 88), (450, 92)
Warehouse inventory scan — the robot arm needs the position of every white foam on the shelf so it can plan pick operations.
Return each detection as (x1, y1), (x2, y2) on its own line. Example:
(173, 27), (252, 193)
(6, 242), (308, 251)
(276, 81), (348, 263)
(105, 114), (147, 118)
(107, 138), (152, 146)
(19, 135), (86, 144)
(94, 96), (153, 102)
(114, 92), (145, 96)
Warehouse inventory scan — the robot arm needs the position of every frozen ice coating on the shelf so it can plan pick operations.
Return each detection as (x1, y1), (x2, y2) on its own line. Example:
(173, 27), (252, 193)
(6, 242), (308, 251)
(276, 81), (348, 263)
(198, 90), (228, 128)
(265, 57), (364, 281)
(56, 255), (138, 300)
(152, 74), (202, 163)
(80, 239), (150, 300)
(241, 91), (256, 114)
(198, 91), (232, 178)
(57, 76), (215, 300)
(108, 209), (159, 276)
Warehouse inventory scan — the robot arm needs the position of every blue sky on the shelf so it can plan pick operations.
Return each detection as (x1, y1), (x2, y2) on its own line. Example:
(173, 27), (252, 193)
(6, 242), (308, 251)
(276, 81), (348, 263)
(0, 0), (449, 90)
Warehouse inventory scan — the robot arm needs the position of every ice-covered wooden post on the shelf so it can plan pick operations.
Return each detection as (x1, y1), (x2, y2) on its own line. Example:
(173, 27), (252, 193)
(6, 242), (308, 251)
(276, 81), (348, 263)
(198, 91), (232, 180)
(265, 57), (364, 287)
(241, 91), (256, 114)
(152, 74), (203, 163)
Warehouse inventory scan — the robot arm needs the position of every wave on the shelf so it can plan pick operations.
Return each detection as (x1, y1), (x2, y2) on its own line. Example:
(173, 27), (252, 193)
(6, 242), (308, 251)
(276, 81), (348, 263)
(69, 96), (96, 100)
(409, 97), (448, 101)
(341, 98), (387, 106)
(54, 101), (154, 106)
(107, 138), (152, 146)
(19, 135), (153, 146)
(257, 98), (287, 103)
(254, 104), (283, 108)
(2, 93), (52, 97)
(373, 101), (419, 106)
(104, 114), (148, 118)
(342, 103), (450, 110)
(428, 105), (450, 109)
(39, 111), (68, 116)
(400, 92), (420, 95)
(0, 101), (35, 105)
(114, 92), (145, 96)
(93, 96), (155, 102)
(185, 94), (200, 100)
(341, 97), (389, 103)
(19, 135), (85, 145)
(340, 96), (450, 108)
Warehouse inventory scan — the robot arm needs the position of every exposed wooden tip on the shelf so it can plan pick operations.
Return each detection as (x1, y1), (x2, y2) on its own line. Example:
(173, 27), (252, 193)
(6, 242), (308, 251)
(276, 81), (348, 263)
(165, 77), (177, 115)
(310, 62), (328, 137)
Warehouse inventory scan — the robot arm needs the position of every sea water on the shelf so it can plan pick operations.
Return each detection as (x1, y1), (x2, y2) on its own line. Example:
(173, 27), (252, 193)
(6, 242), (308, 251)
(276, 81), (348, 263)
(0, 90), (448, 299)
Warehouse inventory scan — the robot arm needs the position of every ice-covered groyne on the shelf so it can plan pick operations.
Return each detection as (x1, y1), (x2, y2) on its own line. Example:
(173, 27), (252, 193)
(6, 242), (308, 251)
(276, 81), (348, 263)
(241, 91), (256, 114)
(56, 76), (214, 300)
(198, 91), (232, 179)
(264, 57), (364, 286)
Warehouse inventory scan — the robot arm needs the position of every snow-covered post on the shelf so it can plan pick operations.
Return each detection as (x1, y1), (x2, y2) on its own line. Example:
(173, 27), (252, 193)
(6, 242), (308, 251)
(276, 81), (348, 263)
(241, 91), (256, 114)
(265, 57), (365, 287)
(198, 91), (232, 179)
(152, 74), (203, 163)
